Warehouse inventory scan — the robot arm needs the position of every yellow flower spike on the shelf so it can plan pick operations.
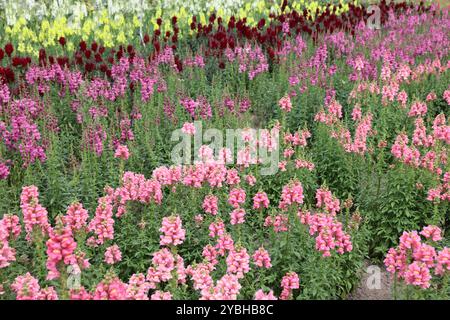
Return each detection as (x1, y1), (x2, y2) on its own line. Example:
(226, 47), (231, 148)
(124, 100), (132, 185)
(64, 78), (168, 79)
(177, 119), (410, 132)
(217, 8), (224, 19)
(163, 20), (170, 34)
(133, 15), (142, 28)
(117, 30), (126, 44)
(179, 7), (186, 19)
(18, 42), (25, 53)
(67, 41), (74, 52)
(199, 12), (206, 26)
(238, 8), (245, 19)
(26, 44), (34, 54)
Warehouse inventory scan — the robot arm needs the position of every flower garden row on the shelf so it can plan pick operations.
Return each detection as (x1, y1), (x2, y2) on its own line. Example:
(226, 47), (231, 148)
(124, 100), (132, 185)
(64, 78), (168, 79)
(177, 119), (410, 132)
(0, 1), (449, 300)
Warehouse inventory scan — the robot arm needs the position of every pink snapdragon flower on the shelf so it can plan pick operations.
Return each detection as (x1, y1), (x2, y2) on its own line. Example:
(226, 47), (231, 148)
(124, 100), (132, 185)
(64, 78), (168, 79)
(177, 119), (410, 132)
(280, 272), (300, 300)
(254, 289), (277, 300)
(228, 188), (246, 208)
(252, 247), (272, 268)
(279, 95), (292, 112)
(45, 223), (77, 280)
(159, 215), (185, 246)
(104, 244), (122, 264)
(230, 208), (246, 225)
(253, 191), (269, 209)
(64, 202), (89, 232)
(203, 194), (219, 216)
(181, 122), (196, 135)
(114, 144), (130, 160)
(11, 273), (41, 300)
(420, 225), (442, 242)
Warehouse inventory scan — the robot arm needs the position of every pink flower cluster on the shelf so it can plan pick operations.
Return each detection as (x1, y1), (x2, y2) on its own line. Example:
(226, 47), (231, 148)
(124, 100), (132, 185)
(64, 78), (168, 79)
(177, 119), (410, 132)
(226, 247), (250, 278)
(264, 214), (289, 233)
(279, 180), (304, 210)
(252, 247), (272, 268)
(114, 171), (163, 217)
(45, 224), (77, 280)
(254, 289), (277, 300)
(253, 191), (270, 210)
(279, 95), (292, 112)
(315, 188), (340, 215)
(146, 248), (186, 288)
(230, 208), (246, 225)
(20, 185), (49, 240)
(384, 226), (449, 288)
(159, 215), (186, 246)
(181, 122), (196, 135)
(280, 272), (300, 300)
(299, 210), (352, 257)
(284, 129), (311, 147)
(64, 202), (89, 232)
(228, 188), (246, 208)
(203, 194), (219, 215)
(11, 273), (53, 300)
(200, 274), (242, 300)
(93, 276), (128, 300)
(114, 144), (130, 160)
(0, 161), (10, 180)
(226, 43), (269, 80)
(0, 215), (18, 268)
(87, 196), (115, 245)
(104, 244), (122, 264)
(408, 101), (427, 117)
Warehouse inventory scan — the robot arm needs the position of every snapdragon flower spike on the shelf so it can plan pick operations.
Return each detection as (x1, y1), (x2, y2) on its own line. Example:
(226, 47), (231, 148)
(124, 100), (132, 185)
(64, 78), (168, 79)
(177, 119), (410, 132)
(114, 144), (130, 160)
(315, 187), (340, 215)
(151, 290), (173, 300)
(87, 196), (115, 246)
(228, 188), (246, 208)
(69, 287), (92, 300)
(147, 248), (176, 286)
(0, 214), (21, 240)
(384, 226), (449, 288)
(299, 210), (352, 257)
(45, 218), (77, 280)
(0, 161), (10, 180)
(104, 244), (122, 265)
(186, 262), (214, 292)
(280, 272), (300, 300)
(208, 219), (226, 238)
(264, 214), (289, 233)
(126, 273), (151, 300)
(11, 273), (41, 300)
(114, 171), (163, 217)
(253, 191), (269, 210)
(159, 215), (185, 246)
(64, 202), (88, 232)
(230, 208), (246, 225)
(279, 95), (292, 112)
(20, 185), (50, 240)
(0, 220), (16, 268)
(203, 194), (219, 216)
(252, 247), (272, 268)
(254, 289), (277, 300)
(226, 246), (251, 278)
(181, 122), (196, 135)
(279, 180), (304, 210)
(93, 274), (128, 300)
(200, 274), (242, 300)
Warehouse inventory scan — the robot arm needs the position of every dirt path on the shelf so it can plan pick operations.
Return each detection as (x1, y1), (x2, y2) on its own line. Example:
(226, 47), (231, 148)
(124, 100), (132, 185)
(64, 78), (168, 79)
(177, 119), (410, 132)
(348, 261), (393, 300)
